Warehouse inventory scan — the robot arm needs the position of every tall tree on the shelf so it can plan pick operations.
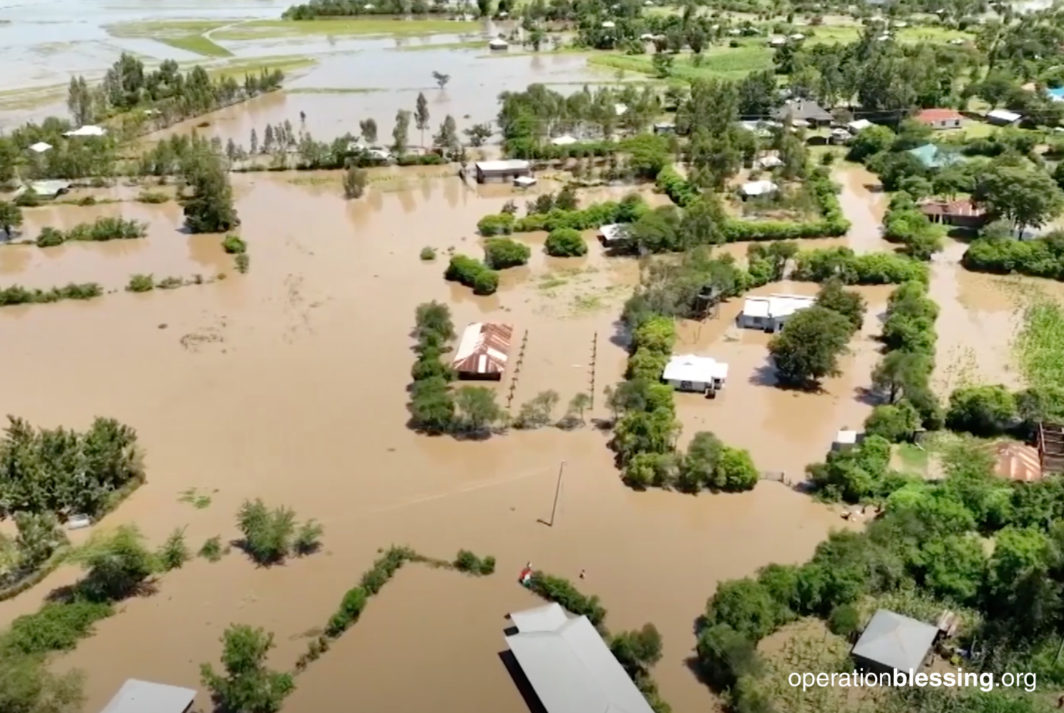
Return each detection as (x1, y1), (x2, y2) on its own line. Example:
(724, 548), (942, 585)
(201, 625), (295, 713)
(392, 110), (411, 156)
(181, 151), (240, 233)
(768, 306), (852, 389)
(359, 118), (378, 145)
(0, 201), (23, 238)
(433, 115), (459, 159)
(66, 76), (94, 126)
(976, 161), (1064, 235)
(414, 92), (430, 147)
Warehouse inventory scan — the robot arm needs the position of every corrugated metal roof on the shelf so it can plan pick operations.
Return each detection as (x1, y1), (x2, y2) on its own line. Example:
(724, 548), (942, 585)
(99, 679), (196, 713)
(915, 108), (964, 123)
(919, 199), (985, 218)
(852, 609), (937, 673)
(994, 442), (1044, 482)
(505, 605), (655, 713)
(509, 602), (572, 632)
(475, 159), (529, 172)
(452, 322), (513, 375)
(662, 355), (728, 383)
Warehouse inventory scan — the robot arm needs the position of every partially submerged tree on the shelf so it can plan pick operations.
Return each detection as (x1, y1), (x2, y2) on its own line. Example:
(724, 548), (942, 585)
(201, 624), (294, 713)
(342, 166), (368, 199)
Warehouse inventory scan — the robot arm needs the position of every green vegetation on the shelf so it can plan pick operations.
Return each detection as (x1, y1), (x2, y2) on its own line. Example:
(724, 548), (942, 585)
(183, 150), (240, 233)
(235, 499), (324, 566)
(590, 44), (774, 81)
(135, 190), (169, 204)
(444, 255), (499, 296)
(0, 282), (103, 307)
(216, 19), (478, 40)
(453, 550), (496, 575)
(126, 274), (155, 293)
(1016, 297), (1064, 391)
(104, 21), (233, 58)
(963, 230), (1064, 280)
(34, 217), (146, 248)
(545, 227), (588, 257)
(483, 237), (531, 269)
(201, 625), (294, 713)
(198, 536), (226, 562)
(222, 234), (247, 254)
(419, 246), (437, 261)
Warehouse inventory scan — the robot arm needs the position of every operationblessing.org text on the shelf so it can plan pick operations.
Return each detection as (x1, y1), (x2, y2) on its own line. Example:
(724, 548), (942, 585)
(788, 670), (1037, 693)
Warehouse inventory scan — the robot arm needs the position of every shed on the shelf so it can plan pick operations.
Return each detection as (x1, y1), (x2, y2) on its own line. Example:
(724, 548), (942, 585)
(740, 180), (778, 199)
(488, 38), (509, 50)
(28, 141), (52, 153)
(755, 154), (783, 169)
(1037, 422), (1064, 474)
(63, 124), (107, 137)
(919, 199), (986, 228)
(474, 159), (530, 183)
(914, 108), (964, 130)
(597, 223), (628, 246)
(452, 322), (513, 379)
(772, 99), (833, 126)
(832, 429), (863, 451)
(99, 679), (196, 713)
(992, 441), (1043, 483)
(851, 609), (938, 674)
(986, 109), (1022, 126)
(504, 603), (656, 713)
(662, 354), (728, 395)
(847, 119), (873, 132)
(551, 134), (578, 146)
(738, 293), (814, 331)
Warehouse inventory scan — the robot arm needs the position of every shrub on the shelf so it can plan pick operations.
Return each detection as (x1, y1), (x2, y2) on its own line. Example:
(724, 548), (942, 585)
(127, 274), (155, 293)
(962, 233), (1064, 280)
(235, 499), (297, 566)
(156, 276), (185, 289)
(136, 190), (169, 204)
(792, 247), (929, 285)
(483, 237), (531, 269)
(2, 600), (114, 655)
(828, 603), (861, 637)
(35, 227), (65, 248)
(157, 527), (190, 571)
(198, 536), (225, 562)
(420, 246), (437, 261)
(453, 549), (496, 575)
(222, 234), (247, 254)
(235, 253), (250, 274)
(477, 212), (515, 236)
(527, 572), (607, 627)
(444, 254), (498, 295)
(294, 519), (323, 556)
(545, 227), (588, 257)
(326, 586), (368, 636)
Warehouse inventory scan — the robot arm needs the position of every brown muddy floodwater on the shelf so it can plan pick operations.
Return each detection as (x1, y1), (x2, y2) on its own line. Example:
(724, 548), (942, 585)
(0, 173), (853, 713)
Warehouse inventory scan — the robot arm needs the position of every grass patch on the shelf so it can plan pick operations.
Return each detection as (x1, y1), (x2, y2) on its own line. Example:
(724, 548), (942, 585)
(105, 21), (233, 58)
(286, 87), (385, 94)
(214, 18), (479, 40)
(0, 83), (66, 111)
(1015, 296), (1064, 391)
(207, 55), (318, 80)
(894, 443), (929, 474)
(179, 487), (214, 509)
(588, 43), (774, 81)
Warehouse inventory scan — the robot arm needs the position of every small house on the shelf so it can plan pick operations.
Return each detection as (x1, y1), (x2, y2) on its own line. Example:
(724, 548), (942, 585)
(919, 199), (986, 229)
(63, 124), (107, 137)
(851, 609), (938, 675)
(738, 293), (814, 332)
(452, 322), (513, 380)
(662, 354), (729, 395)
(474, 159), (531, 184)
(99, 679), (196, 713)
(28, 141), (52, 154)
(914, 108), (964, 130)
(488, 38), (509, 50)
(772, 99), (833, 127)
(740, 180), (778, 199)
(986, 109), (1022, 126)
(847, 119), (873, 133)
(614, 103), (628, 116)
(598, 223), (628, 246)
(550, 134), (578, 146)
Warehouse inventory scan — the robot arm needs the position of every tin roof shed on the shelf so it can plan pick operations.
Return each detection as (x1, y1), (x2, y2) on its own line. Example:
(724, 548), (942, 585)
(452, 322), (513, 378)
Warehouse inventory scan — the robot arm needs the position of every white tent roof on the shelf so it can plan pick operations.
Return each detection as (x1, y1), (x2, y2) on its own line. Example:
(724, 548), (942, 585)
(988, 109), (1021, 123)
(28, 141), (52, 153)
(551, 135), (578, 146)
(741, 180), (778, 197)
(662, 355), (729, 383)
(63, 125), (106, 137)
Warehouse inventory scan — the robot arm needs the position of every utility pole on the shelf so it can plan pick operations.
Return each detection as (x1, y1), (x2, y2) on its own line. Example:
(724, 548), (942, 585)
(547, 460), (566, 527)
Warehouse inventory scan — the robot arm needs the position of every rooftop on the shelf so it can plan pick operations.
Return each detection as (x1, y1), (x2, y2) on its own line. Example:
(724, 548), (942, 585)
(99, 679), (196, 713)
(987, 108), (1022, 123)
(475, 159), (530, 172)
(993, 442), (1043, 483)
(662, 355), (729, 383)
(772, 99), (833, 123)
(63, 124), (106, 137)
(847, 119), (873, 131)
(852, 609), (938, 673)
(452, 322), (513, 375)
(914, 108), (964, 124)
(919, 199), (985, 218)
(742, 293), (815, 319)
(598, 223), (628, 244)
(505, 603), (656, 713)
(741, 180), (778, 197)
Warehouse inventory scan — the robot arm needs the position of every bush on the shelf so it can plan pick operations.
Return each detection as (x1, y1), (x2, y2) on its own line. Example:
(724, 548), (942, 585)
(136, 190), (169, 204)
(127, 274), (155, 292)
(453, 549), (496, 575)
(946, 385), (1018, 436)
(235, 253), (250, 274)
(792, 247), (929, 285)
(828, 603), (861, 637)
(545, 227), (588, 257)
(444, 254), (499, 295)
(326, 586), (368, 636)
(35, 227), (65, 248)
(420, 246), (436, 261)
(198, 536), (225, 562)
(236, 499), (324, 566)
(222, 234), (247, 254)
(527, 572), (607, 627)
(478, 212), (515, 236)
(483, 237), (531, 269)
(1, 600), (114, 655)
(962, 233), (1064, 280)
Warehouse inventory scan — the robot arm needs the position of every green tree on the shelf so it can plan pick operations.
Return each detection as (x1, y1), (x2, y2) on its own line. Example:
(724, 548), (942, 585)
(76, 525), (157, 601)
(514, 390), (560, 429)
(13, 512), (66, 569)
(706, 578), (779, 641)
(432, 71), (450, 89)
(610, 624), (663, 677)
(768, 306), (852, 389)
(414, 92), (430, 147)
(711, 446), (760, 492)
(652, 52), (674, 78)
(871, 349), (932, 404)
(236, 499), (297, 566)
(827, 603), (861, 637)
(545, 228), (587, 257)
(342, 166), (367, 199)
(566, 392), (593, 427)
(864, 401), (920, 443)
(182, 152), (240, 233)
(0, 201), (23, 238)
(847, 124), (895, 163)
(200, 624), (294, 713)
(454, 386), (505, 434)
(157, 527), (190, 571)
(0, 652), (84, 713)
(920, 534), (986, 605)
(815, 278), (866, 334)
(945, 385), (1017, 436)
(464, 123), (492, 147)
(483, 237), (530, 269)
(695, 624), (762, 690)
(678, 431), (722, 492)
(433, 115), (460, 159)
(409, 377), (456, 433)
(391, 109), (411, 156)
(976, 161), (1064, 235)
(359, 118), (378, 145)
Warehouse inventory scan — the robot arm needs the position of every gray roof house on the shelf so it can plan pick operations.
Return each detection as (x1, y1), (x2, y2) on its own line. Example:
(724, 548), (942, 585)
(504, 602), (655, 713)
(772, 99), (834, 126)
(851, 609), (938, 674)
(99, 679), (196, 713)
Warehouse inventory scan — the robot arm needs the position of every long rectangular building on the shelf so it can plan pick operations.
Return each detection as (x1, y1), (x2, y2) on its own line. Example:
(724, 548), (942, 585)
(452, 322), (513, 380)
(504, 603), (655, 713)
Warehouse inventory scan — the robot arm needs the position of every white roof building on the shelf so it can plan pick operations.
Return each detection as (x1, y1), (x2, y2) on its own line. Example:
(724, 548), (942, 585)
(755, 155), (783, 169)
(601, 20), (616, 28)
(514, 175), (537, 187)
(741, 293), (815, 322)
(63, 125), (106, 137)
(488, 38), (509, 49)
(28, 141), (52, 153)
(662, 355), (729, 385)
(100, 680), (196, 713)
(597, 223), (628, 245)
(768, 36), (787, 46)
(741, 180), (778, 198)
(475, 159), (531, 173)
(847, 119), (873, 132)
(987, 108), (1022, 124)
(551, 134), (578, 146)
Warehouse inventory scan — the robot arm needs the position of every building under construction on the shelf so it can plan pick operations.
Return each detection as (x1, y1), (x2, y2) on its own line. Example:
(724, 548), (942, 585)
(1037, 422), (1064, 475)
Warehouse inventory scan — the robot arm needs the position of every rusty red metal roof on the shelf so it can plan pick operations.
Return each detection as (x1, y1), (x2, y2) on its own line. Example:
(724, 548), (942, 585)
(915, 108), (965, 124)
(993, 442), (1044, 483)
(919, 200), (986, 218)
(452, 322), (514, 376)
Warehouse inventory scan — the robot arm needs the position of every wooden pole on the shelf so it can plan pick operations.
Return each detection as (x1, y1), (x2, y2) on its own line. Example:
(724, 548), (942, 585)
(548, 460), (566, 527)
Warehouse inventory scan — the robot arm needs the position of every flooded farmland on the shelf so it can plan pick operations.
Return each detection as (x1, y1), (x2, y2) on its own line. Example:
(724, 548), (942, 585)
(3, 2), (1064, 710)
